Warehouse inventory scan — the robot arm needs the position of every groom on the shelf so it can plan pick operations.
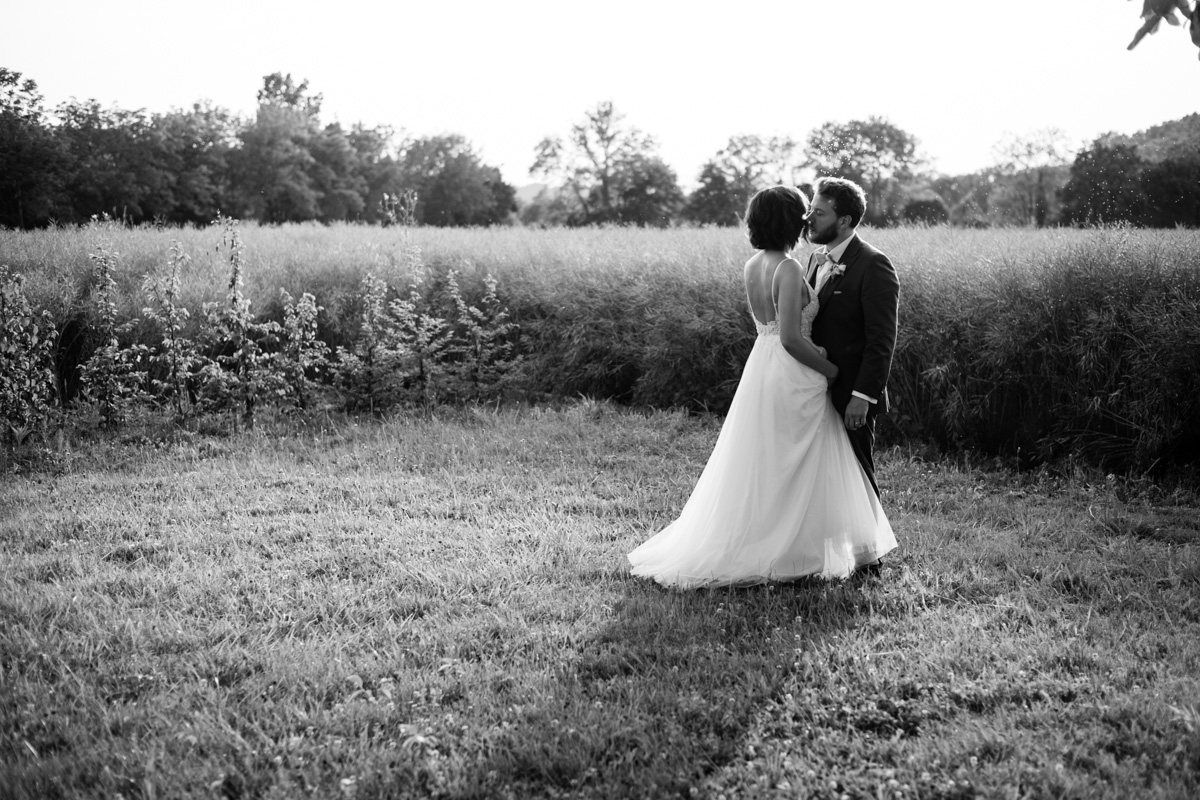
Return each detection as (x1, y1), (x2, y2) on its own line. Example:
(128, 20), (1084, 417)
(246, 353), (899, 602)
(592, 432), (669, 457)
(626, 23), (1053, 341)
(804, 177), (899, 499)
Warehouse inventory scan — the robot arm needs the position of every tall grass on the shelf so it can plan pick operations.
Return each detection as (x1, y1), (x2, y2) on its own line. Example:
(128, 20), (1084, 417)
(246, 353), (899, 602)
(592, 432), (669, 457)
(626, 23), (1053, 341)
(3, 223), (1198, 470)
(890, 227), (1200, 469)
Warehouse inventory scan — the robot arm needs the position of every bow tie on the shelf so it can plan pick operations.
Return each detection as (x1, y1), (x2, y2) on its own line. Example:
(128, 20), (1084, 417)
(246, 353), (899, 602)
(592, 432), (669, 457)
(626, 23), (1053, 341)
(815, 251), (837, 266)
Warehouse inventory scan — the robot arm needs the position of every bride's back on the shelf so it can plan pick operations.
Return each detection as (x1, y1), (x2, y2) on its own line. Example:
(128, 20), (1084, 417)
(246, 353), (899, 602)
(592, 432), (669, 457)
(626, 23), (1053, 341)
(744, 250), (788, 325)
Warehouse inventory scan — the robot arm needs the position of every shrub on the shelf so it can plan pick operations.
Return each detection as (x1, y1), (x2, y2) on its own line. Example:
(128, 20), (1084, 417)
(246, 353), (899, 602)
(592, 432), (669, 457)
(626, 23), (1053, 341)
(278, 288), (330, 411)
(0, 264), (57, 460)
(335, 272), (398, 413)
(385, 278), (454, 410)
(442, 270), (521, 403)
(333, 227), (521, 411)
(77, 237), (148, 427)
(142, 241), (205, 417)
(197, 216), (281, 430)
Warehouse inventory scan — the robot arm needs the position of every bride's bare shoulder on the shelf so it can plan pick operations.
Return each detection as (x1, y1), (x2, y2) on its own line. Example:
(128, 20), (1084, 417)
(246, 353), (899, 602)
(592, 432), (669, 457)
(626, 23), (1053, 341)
(772, 254), (805, 281)
(772, 256), (812, 305)
(744, 250), (770, 269)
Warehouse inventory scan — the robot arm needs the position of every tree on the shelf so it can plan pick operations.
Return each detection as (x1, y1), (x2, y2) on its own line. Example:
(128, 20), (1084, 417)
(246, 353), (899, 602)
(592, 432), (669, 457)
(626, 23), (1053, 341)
(309, 122), (368, 222)
(714, 134), (801, 189)
(347, 123), (402, 224)
(232, 74), (328, 223)
(901, 196), (950, 225)
(682, 135), (800, 226)
(486, 177), (519, 226)
(991, 129), (1071, 226)
(530, 101), (679, 226)
(930, 171), (1001, 227)
(233, 102), (321, 222)
(258, 73), (322, 118)
(1142, 156), (1200, 227)
(149, 101), (239, 224)
(1060, 140), (1147, 226)
(804, 117), (920, 226)
(55, 99), (175, 223)
(613, 154), (683, 227)
(249, 72), (374, 224)
(1097, 113), (1200, 163)
(518, 186), (578, 227)
(0, 68), (68, 228)
(683, 162), (742, 225)
(397, 134), (515, 226)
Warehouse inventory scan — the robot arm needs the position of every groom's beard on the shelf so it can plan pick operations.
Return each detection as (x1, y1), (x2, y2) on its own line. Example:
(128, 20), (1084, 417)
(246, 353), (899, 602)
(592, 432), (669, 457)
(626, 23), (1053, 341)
(807, 223), (837, 245)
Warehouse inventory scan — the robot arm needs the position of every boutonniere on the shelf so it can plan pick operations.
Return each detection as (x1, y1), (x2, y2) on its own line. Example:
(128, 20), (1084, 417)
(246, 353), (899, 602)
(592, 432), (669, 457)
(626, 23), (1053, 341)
(829, 262), (846, 279)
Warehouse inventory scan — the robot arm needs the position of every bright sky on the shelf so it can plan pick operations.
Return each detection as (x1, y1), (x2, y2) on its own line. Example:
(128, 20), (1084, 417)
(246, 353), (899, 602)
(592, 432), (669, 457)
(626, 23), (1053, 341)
(2, 0), (1191, 189)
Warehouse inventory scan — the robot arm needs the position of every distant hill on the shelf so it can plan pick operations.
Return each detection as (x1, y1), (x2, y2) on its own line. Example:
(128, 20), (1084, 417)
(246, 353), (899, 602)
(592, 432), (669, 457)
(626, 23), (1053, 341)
(1099, 113), (1200, 162)
(516, 183), (547, 206)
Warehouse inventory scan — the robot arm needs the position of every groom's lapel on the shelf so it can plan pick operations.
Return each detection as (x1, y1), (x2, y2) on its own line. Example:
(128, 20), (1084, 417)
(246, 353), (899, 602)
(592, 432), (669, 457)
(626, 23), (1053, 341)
(804, 252), (819, 288)
(817, 270), (839, 305)
(819, 236), (862, 304)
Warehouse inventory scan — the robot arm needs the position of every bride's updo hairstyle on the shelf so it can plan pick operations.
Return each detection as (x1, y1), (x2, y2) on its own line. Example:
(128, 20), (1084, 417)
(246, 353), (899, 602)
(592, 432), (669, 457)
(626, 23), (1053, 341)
(745, 185), (810, 251)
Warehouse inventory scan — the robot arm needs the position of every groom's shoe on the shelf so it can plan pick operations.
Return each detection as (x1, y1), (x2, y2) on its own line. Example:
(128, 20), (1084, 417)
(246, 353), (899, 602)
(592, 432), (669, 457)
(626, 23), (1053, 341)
(859, 558), (884, 578)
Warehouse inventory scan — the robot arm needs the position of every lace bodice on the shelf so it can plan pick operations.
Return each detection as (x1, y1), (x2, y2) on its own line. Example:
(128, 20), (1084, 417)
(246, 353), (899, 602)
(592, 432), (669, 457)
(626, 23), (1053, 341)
(753, 297), (819, 340)
(754, 318), (779, 336)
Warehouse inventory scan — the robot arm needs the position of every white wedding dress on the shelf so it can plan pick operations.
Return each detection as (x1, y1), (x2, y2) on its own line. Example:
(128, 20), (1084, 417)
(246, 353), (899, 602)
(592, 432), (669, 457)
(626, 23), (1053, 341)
(627, 295), (896, 587)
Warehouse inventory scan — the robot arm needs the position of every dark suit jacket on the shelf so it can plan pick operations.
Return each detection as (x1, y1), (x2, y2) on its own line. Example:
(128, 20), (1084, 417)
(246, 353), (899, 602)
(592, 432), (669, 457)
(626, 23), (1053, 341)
(806, 235), (899, 416)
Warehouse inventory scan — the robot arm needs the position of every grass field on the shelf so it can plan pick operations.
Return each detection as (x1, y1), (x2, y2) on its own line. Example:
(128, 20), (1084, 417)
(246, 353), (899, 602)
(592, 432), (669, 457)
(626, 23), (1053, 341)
(2, 403), (1198, 799)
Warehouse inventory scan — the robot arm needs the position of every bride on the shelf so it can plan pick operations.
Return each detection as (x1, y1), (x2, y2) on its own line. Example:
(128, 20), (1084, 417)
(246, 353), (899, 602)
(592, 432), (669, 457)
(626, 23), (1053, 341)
(627, 185), (896, 587)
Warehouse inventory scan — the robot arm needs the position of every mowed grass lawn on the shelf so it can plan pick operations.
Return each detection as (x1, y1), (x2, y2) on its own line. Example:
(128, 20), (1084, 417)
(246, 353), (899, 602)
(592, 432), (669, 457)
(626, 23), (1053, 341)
(2, 404), (1198, 799)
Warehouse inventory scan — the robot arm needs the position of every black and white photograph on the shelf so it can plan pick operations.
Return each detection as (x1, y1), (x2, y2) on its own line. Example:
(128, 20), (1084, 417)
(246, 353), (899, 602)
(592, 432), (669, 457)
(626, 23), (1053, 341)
(2, 1), (1198, 797)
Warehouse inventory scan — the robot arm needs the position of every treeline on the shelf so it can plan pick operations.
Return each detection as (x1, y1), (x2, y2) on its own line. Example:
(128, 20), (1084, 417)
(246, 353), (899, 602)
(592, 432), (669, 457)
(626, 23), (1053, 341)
(0, 70), (517, 229)
(3, 66), (1198, 231)
(1058, 136), (1200, 227)
(926, 119), (1200, 230)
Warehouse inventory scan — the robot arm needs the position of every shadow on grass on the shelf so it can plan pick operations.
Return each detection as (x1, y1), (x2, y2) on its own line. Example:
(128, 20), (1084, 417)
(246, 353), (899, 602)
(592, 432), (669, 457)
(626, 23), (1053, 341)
(476, 570), (883, 799)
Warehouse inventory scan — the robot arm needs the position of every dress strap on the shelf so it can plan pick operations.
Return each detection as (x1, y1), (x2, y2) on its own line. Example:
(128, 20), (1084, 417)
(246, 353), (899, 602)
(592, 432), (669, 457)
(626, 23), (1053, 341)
(772, 256), (813, 310)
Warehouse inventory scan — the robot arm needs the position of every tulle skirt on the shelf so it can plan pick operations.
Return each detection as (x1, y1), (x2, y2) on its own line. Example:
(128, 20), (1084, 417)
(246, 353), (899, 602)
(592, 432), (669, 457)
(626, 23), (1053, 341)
(627, 333), (896, 588)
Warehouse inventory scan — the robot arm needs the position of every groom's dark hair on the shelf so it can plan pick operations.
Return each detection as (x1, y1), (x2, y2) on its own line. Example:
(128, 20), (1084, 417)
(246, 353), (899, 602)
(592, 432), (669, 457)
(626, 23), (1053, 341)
(744, 186), (809, 251)
(814, 177), (867, 228)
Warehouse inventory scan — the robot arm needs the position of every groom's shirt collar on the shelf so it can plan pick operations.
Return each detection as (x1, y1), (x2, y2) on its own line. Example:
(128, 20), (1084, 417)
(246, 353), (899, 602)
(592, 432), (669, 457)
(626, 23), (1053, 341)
(823, 233), (856, 264)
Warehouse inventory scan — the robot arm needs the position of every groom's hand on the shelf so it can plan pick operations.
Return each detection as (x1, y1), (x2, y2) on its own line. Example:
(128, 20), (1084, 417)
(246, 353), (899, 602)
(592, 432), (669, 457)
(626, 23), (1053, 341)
(844, 396), (869, 430)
